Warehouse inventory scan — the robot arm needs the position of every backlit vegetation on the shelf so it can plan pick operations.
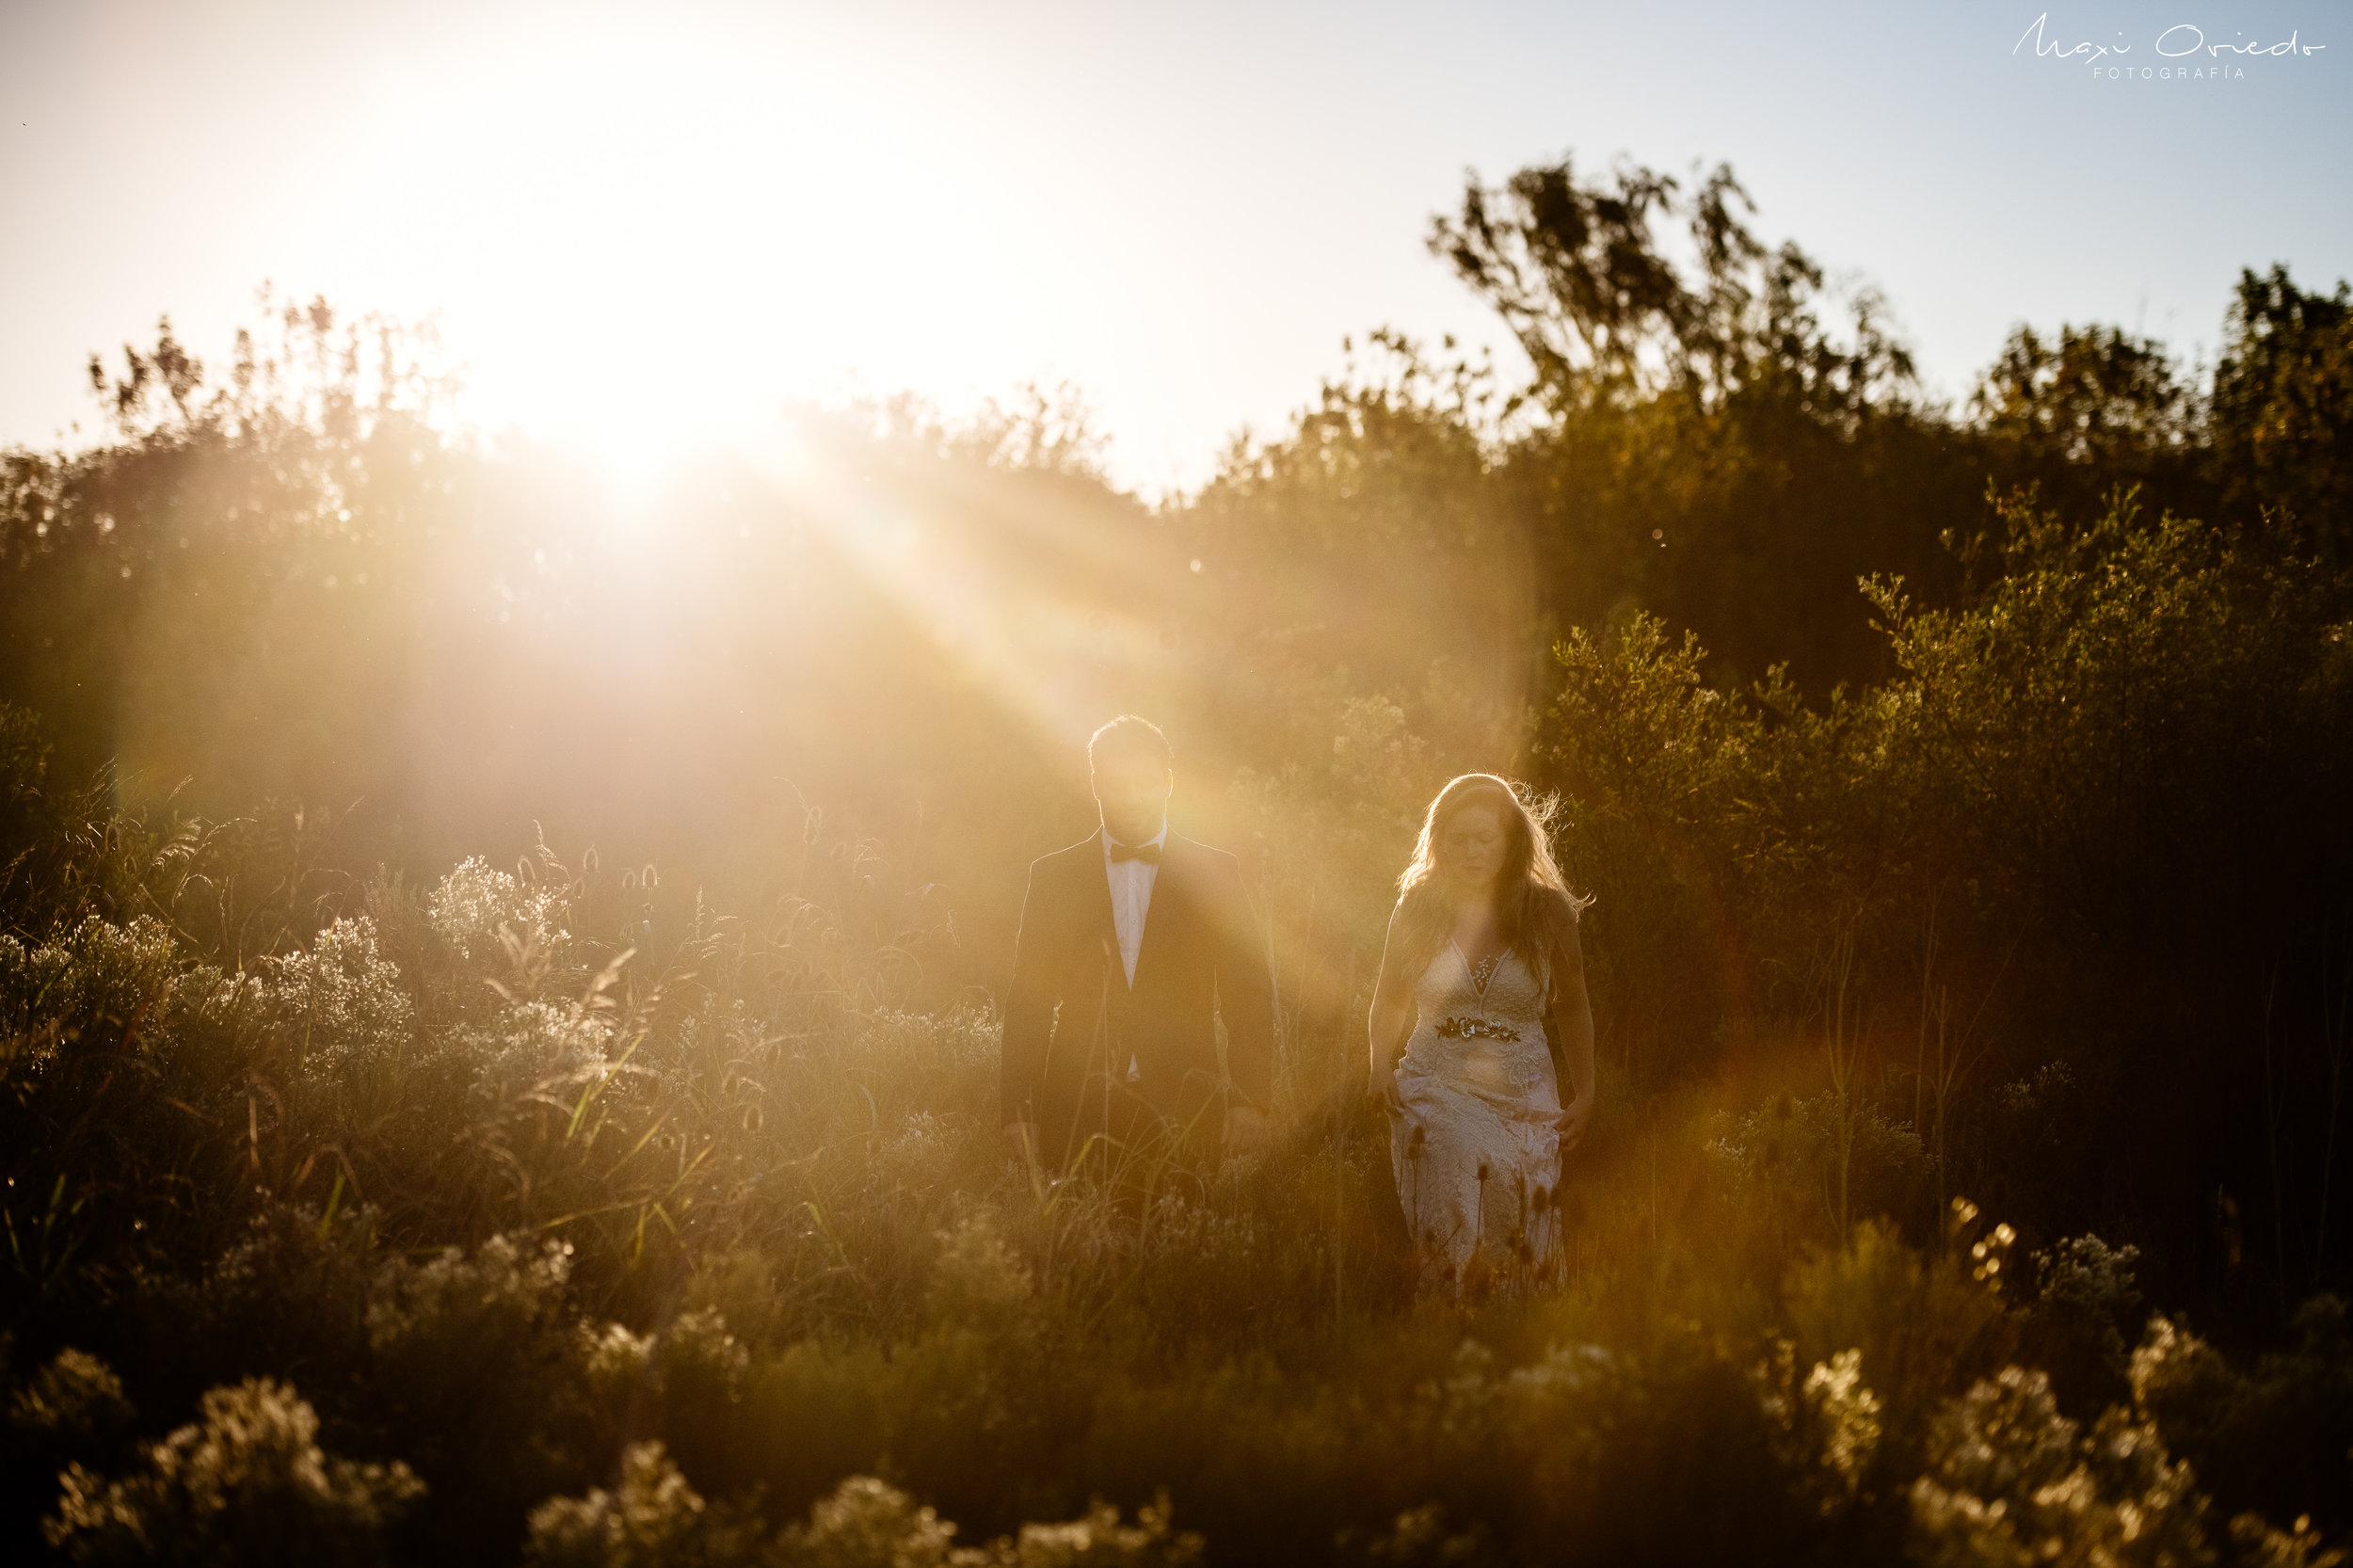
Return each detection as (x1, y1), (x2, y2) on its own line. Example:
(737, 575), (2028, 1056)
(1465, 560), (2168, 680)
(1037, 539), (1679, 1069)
(3, 152), (2350, 1564)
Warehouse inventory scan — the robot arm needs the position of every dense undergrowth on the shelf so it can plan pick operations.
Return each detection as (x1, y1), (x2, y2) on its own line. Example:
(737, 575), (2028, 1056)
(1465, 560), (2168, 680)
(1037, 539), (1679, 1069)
(3, 472), (2350, 1565)
(2, 165), (2350, 1564)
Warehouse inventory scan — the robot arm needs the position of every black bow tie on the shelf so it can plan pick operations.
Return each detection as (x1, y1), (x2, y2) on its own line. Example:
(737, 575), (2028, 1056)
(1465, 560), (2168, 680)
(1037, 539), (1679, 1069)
(1109, 840), (1162, 864)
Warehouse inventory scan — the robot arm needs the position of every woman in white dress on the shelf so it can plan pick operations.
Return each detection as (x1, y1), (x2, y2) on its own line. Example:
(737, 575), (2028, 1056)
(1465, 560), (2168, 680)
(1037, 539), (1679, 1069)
(1366, 773), (1595, 1295)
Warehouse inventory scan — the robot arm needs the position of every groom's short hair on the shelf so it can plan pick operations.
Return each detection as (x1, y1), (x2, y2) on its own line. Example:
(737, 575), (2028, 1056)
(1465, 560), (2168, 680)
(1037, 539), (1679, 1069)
(1088, 714), (1172, 773)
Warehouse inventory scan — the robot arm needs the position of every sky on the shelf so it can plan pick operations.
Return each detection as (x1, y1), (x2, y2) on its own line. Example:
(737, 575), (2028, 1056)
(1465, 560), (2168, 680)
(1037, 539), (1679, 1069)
(2, 0), (2346, 499)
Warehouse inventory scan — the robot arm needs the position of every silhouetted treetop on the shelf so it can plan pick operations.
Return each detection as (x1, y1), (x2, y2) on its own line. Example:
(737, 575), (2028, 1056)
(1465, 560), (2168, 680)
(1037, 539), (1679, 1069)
(2209, 263), (2353, 563)
(1428, 152), (1916, 426)
(1967, 323), (2199, 470)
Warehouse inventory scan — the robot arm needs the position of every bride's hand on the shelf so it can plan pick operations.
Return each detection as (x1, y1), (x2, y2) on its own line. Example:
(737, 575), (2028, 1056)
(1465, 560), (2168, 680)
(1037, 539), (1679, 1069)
(1367, 1064), (1404, 1115)
(1554, 1096), (1592, 1151)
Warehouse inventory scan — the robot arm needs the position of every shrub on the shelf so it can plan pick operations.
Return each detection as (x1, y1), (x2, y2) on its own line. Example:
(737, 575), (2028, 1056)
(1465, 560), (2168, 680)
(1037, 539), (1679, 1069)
(924, 1209), (1036, 1335)
(362, 1233), (600, 1555)
(10, 1348), (135, 1453)
(0, 915), (180, 1067)
(1782, 1218), (2014, 1472)
(255, 917), (412, 1081)
(1710, 1088), (1936, 1250)
(781, 1474), (968, 1568)
(523, 1441), (762, 1568)
(2019, 1235), (2143, 1413)
(1906, 1365), (2212, 1568)
(1754, 1340), (1886, 1518)
(987, 1492), (1204, 1568)
(524, 1454), (1207, 1568)
(43, 1376), (424, 1567)
(2129, 1298), (2353, 1535)
(428, 856), (577, 976)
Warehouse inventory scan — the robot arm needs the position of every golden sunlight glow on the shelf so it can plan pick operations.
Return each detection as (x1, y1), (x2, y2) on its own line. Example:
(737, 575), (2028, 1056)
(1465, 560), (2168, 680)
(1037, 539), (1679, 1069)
(741, 423), (1170, 755)
(324, 10), (1062, 478)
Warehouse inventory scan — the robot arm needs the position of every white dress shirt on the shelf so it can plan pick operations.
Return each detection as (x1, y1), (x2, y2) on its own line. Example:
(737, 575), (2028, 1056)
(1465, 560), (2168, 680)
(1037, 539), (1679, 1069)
(1101, 815), (1167, 1079)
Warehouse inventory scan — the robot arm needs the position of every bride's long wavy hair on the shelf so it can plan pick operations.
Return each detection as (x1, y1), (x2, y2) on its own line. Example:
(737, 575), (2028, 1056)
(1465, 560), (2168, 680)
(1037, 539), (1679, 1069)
(1391, 773), (1593, 990)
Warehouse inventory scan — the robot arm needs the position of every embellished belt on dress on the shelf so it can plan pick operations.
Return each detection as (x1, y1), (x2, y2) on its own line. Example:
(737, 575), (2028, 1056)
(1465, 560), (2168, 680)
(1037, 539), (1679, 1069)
(1434, 1015), (1520, 1042)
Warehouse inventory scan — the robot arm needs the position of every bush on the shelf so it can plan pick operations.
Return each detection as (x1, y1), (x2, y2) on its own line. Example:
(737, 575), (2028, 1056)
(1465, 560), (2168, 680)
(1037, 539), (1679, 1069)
(44, 1376), (423, 1567)
(1710, 1088), (1936, 1250)
(2018, 1235), (2143, 1414)
(1907, 1366), (2212, 1568)
(523, 1448), (1206, 1568)
(362, 1233), (602, 1556)
(2129, 1299), (2353, 1535)
(523, 1441), (762, 1568)
(1781, 1217), (2016, 1475)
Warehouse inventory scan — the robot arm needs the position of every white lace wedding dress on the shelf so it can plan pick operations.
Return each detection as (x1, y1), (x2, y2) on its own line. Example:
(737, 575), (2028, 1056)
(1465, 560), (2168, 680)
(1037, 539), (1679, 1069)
(1388, 936), (1565, 1292)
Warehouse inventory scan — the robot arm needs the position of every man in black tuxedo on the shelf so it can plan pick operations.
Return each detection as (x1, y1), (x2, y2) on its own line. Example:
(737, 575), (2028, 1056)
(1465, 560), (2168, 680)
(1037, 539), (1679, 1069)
(1000, 714), (1274, 1174)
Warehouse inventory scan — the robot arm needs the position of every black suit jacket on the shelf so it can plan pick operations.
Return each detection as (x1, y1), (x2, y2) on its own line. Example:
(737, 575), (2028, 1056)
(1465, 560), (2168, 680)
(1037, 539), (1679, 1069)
(1000, 828), (1274, 1166)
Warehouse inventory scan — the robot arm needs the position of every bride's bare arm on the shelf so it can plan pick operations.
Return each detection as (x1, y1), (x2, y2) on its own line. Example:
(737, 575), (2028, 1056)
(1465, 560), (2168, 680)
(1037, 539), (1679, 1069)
(1366, 902), (1417, 1099)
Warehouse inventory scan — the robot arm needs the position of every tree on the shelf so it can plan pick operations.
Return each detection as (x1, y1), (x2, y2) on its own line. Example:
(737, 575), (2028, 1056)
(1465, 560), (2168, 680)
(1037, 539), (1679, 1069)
(2208, 264), (2353, 565)
(1427, 151), (1968, 693)
(1968, 323), (2198, 470)
(1427, 152), (1916, 424)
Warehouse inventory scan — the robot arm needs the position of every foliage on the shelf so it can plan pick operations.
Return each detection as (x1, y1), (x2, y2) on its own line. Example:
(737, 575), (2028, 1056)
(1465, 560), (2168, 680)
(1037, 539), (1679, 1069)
(0, 144), (2350, 1568)
(43, 1375), (424, 1567)
(2209, 265), (2353, 565)
(1906, 1365), (2213, 1568)
(2128, 1300), (2353, 1535)
(522, 1442), (764, 1568)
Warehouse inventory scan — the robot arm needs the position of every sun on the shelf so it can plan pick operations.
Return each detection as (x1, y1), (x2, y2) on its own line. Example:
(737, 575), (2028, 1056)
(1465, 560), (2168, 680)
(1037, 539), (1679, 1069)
(324, 9), (1013, 485)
